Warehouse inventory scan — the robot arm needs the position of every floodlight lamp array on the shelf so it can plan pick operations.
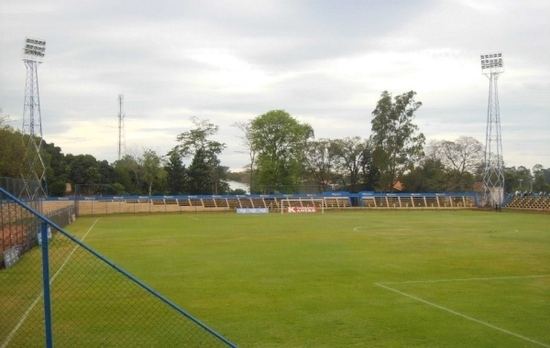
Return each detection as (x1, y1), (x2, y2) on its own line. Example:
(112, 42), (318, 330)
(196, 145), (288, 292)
(480, 53), (503, 71)
(23, 38), (46, 60)
(26, 38), (46, 46)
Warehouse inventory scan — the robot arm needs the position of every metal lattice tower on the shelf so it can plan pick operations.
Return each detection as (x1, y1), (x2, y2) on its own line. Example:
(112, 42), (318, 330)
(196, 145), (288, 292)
(21, 38), (47, 199)
(480, 53), (505, 207)
(117, 94), (125, 160)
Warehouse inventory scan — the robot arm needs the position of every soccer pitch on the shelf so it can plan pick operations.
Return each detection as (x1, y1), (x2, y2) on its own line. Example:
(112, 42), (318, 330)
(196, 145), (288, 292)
(3, 210), (550, 347)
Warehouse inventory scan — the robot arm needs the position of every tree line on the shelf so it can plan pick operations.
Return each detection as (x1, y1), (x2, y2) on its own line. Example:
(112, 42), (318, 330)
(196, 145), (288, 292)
(1, 92), (549, 196)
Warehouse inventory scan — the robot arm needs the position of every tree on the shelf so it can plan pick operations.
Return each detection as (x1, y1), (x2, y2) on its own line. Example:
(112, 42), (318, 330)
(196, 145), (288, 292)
(175, 117), (227, 194)
(233, 121), (256, 188)
(0, 108), (8, 127)
(402, 158), (448, 192)
(370, 91), (425, 190)
(332, 137), (372, 191)
(66, 154), (100, 187)
(532, 164), (550, 192)
(0, 127), (26, 177)
(176, 117), (225, 158)
(504, 166), (533, 193)
(187, 148), (229, 194)
(42, 142), (68, 196)
(113, 154), (141, 194)
(304, 139), (338, 191)
(165, 149), (187, 194)
(359, 143), (379, 191)
(428, 136), (483, 175)
(140, 149), (166, 196)
(249, 110), (313, 193)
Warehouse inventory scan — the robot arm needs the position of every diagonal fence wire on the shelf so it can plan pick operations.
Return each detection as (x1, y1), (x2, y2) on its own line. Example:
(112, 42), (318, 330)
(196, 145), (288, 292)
(0, 185), (236, 347)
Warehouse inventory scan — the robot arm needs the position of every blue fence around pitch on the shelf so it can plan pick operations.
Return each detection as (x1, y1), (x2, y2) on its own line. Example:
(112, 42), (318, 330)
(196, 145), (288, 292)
(0, 186), (237, 347)
(48, 191), (478, 202)
(53, 191), (479, 216)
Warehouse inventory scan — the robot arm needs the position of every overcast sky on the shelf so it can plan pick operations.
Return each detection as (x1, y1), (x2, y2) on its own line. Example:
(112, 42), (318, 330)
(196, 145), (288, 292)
(1, 0), (549, 170)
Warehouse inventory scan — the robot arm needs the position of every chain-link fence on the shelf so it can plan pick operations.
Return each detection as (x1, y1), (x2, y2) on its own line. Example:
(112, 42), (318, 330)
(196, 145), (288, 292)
(0, 177), (74, 269)
(0, 177), (43, 269)
(0, 184), (236, 347)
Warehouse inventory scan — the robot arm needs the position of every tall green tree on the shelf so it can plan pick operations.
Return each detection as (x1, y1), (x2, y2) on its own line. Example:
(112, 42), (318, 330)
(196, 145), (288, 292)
(370, 91), (425, 190)
(140, 149), (166, 196)
(42, 142), (68, 195)
(113, 154), (141, 194)
(164, 149), (187, 194)
(332, 137), (373, 191)
(66, 154), (100, 186)
(504, 166), (533, 193)
(233, 121), (255, 188)
(186, 148), (229, 194)
(402, 158), (448, 192)
(175, 117), (227, 194)
(98, 160), (116, 185)
(428, 136), (483, 175)
(532, 164), (550, 192)
(249, 110), (313, 193)
(0, 127), (25, 177)
(304, 139), (338, 192)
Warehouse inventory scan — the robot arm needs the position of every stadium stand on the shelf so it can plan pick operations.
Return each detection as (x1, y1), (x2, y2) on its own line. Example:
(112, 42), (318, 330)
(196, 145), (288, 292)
(505, 193), (550, 211)
(65, 192), (479, 216)
(361, 193), (476, 209)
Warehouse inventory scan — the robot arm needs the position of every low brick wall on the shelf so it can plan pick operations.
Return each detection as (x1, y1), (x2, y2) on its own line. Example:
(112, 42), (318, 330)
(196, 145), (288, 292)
(76, 200), (231, 216)
(43, 200), (74, 214)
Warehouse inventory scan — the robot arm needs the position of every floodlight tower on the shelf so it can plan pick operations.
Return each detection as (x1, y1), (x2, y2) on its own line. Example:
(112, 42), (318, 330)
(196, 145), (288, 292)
(21, 38), (47, 199)
(480, 53), (505, 207)
(117, 94), (125, 160)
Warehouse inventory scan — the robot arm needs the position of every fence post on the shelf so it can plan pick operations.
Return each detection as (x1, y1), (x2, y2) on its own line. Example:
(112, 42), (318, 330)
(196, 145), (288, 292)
(40, 221), (54, 348)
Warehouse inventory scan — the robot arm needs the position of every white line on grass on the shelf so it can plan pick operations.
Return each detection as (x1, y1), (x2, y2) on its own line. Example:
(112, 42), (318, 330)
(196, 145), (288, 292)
(1, 218), (100, 348)
(375, 282), (550, 347)
(382, 274), (550, 285)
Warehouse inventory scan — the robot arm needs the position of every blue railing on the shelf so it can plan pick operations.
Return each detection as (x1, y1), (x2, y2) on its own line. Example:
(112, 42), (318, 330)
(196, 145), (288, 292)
(47, 191), (478, 202)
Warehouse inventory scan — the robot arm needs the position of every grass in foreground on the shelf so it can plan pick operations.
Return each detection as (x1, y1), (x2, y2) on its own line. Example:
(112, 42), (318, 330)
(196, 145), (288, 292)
(1, 210), (549, 347)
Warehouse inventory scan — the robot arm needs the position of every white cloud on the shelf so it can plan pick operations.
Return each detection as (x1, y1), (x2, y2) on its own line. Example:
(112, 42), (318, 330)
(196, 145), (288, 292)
(0, 0), (548, 170)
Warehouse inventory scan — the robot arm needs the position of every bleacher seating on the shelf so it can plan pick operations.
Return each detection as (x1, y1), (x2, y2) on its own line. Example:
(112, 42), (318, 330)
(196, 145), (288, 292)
(505, 195), (550, 211)
(361, 193), (475, 209)
(202, 198), (216, 208)
(189, 199), (203, 207)
(251, 198), (267, 208)
(238, 197), (254, 208)
(214, 198), (229, 208)
(178, 198), (191, 207)
(226, 198), (240, 209)
(68, 192), (482, 216)
(323, 197), (351, 208)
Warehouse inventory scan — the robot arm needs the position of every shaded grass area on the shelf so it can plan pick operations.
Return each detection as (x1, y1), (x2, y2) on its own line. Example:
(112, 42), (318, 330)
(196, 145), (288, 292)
(1, 210), (549, 347)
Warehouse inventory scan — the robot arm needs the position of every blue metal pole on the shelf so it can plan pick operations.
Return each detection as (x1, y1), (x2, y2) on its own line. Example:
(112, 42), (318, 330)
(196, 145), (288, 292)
(1, 187), (236, 347)
(40, 222), (54, 348)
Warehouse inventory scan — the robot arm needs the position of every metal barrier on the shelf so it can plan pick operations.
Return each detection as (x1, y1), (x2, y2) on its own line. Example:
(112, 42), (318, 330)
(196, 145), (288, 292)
(0, 187), (236, 347)
(67, 191), (479, 216)
(505, 194), (550, 211)
(0, 177), (44, 265)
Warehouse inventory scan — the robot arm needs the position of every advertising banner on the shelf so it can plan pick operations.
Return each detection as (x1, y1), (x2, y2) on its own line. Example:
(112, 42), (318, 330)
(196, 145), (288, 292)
(236, 208), (269, 214)
(287, 207), (317, 213)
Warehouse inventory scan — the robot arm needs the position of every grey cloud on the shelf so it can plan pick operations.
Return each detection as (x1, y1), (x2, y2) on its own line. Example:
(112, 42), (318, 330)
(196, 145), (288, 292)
(1, 0), (548, 169)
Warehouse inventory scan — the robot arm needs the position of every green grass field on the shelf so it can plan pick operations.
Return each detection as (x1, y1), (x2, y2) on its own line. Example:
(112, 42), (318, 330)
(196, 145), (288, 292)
(2, 210), (550, 347)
